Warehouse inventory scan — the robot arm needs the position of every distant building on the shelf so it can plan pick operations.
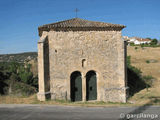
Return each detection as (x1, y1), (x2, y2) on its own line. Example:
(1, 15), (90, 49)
(123, 36), (151, 45)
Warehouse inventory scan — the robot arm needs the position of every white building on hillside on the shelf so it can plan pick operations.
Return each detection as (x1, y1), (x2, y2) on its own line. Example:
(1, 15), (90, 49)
(123, 36), (152, 45)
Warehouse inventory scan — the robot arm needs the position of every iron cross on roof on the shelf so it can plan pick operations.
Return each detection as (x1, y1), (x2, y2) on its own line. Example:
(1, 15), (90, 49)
(75, 8), (79, 18)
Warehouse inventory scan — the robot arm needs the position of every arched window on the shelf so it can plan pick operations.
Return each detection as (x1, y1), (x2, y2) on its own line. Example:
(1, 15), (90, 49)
(82, 59), (86, 68)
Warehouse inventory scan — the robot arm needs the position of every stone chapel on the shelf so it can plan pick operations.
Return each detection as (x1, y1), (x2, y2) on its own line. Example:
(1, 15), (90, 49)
(37, 18), (127, 102)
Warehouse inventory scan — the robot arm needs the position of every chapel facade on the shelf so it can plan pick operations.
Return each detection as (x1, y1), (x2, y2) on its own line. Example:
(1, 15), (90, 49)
(37, 18), (127, 102)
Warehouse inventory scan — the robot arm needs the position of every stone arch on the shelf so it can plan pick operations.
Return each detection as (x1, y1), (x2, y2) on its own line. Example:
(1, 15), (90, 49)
(70, 71), (82, 102)
(86, 70), (97, 101)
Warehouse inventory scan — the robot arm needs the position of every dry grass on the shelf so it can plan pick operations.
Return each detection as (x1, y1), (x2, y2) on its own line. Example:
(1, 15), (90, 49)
(0, 94), (132, 107)
(127, 46), (160, 105)
(127, 46), (160, 80)
(0, 95), (38, 104)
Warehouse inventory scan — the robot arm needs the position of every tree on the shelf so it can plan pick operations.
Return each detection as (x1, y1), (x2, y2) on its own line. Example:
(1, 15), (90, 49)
(18, 63), (33, 84)
(146, 37), (152, 40)
(9, 62), (19, 74)
(150, 39), (158, 45)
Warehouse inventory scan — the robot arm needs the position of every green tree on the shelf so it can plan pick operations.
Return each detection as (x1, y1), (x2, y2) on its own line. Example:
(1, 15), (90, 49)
(0, 61), (38, 95)
(9, 62), (19, 74)
(18, 63), (33, 84)
(146, 37), (152, 40)
(31, 75), (38, 89)
(150, 39), (158, 45)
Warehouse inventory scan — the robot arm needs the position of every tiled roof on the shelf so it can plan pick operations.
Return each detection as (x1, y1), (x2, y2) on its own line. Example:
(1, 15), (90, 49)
(38, 18), (126, 36)
(39, 18), (125, 28)
(136, 38), (151, 42)
(129, 37), (152, 42)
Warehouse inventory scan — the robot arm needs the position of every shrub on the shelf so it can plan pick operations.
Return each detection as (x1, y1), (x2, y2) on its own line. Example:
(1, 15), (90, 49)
(13, 82), (37, 96)
(146, 60), (150, 64)
(17, 63), (38, 88)
(0, 61), (38, 95)
(130, 43), (135, 46)
(135, 47), (138, 50)
(150, 39), (158, 45)
(143, 75), (154, 86)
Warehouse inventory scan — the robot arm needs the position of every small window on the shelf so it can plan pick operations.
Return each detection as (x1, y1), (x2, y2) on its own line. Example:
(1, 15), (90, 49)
(82, 59), (86, 68)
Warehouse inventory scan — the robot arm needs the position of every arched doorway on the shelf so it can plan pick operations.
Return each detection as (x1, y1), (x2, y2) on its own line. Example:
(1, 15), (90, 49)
(70, 71), (82, 102)
(86, 71), (97, 100)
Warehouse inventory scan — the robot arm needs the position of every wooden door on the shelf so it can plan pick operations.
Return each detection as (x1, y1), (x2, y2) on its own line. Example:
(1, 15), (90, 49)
(86, 71), (97, 100)
(70, 71), (82, 101)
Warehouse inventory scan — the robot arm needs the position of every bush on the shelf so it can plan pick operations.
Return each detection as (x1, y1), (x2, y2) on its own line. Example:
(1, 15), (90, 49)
(130, 43), (135, 46)
(0, 61), (38, 95)
(150, 39), (158, 45)
(143, 75), (154, 88)
(140, 44), (160, 47)
(146, 60), (150, 64)
(135, 47), (138, 50)
(13, 82), (37, 96)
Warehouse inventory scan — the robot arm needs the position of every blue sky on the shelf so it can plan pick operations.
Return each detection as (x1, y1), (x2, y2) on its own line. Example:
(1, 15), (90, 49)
(0, 0), (160, 54)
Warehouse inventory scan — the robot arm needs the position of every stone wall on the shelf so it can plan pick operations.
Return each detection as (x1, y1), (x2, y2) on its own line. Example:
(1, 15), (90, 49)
(41, 30), (127, 102)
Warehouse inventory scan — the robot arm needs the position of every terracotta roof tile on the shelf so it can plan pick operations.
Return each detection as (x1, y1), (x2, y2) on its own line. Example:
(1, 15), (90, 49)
(38, 18), (126, 36)
(39, 18), (125, 28)
(136, 38), (152, 42)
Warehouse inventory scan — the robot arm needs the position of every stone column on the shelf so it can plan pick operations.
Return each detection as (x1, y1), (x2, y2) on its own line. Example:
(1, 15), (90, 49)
(82, 74), (86, 101)
(117, 32), (127, 103)
(37, 34), (50, 101)
(37, 42), (46, 101)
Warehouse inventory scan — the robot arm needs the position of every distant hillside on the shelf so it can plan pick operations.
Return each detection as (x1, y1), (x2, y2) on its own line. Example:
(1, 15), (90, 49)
(0, 52), (37, 63)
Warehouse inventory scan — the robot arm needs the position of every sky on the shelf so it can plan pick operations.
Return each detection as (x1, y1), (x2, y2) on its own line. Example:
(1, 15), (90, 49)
(0, 0), (160, 54)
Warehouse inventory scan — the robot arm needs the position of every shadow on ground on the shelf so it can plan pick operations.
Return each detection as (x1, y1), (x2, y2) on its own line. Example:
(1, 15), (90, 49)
(127, 67), (148, 97)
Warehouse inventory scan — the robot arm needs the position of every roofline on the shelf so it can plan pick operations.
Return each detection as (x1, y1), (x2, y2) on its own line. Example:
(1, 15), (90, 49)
(38, 18), (126, 28)
(38, 18), (126, 36)
(38, 26), (126, 36)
